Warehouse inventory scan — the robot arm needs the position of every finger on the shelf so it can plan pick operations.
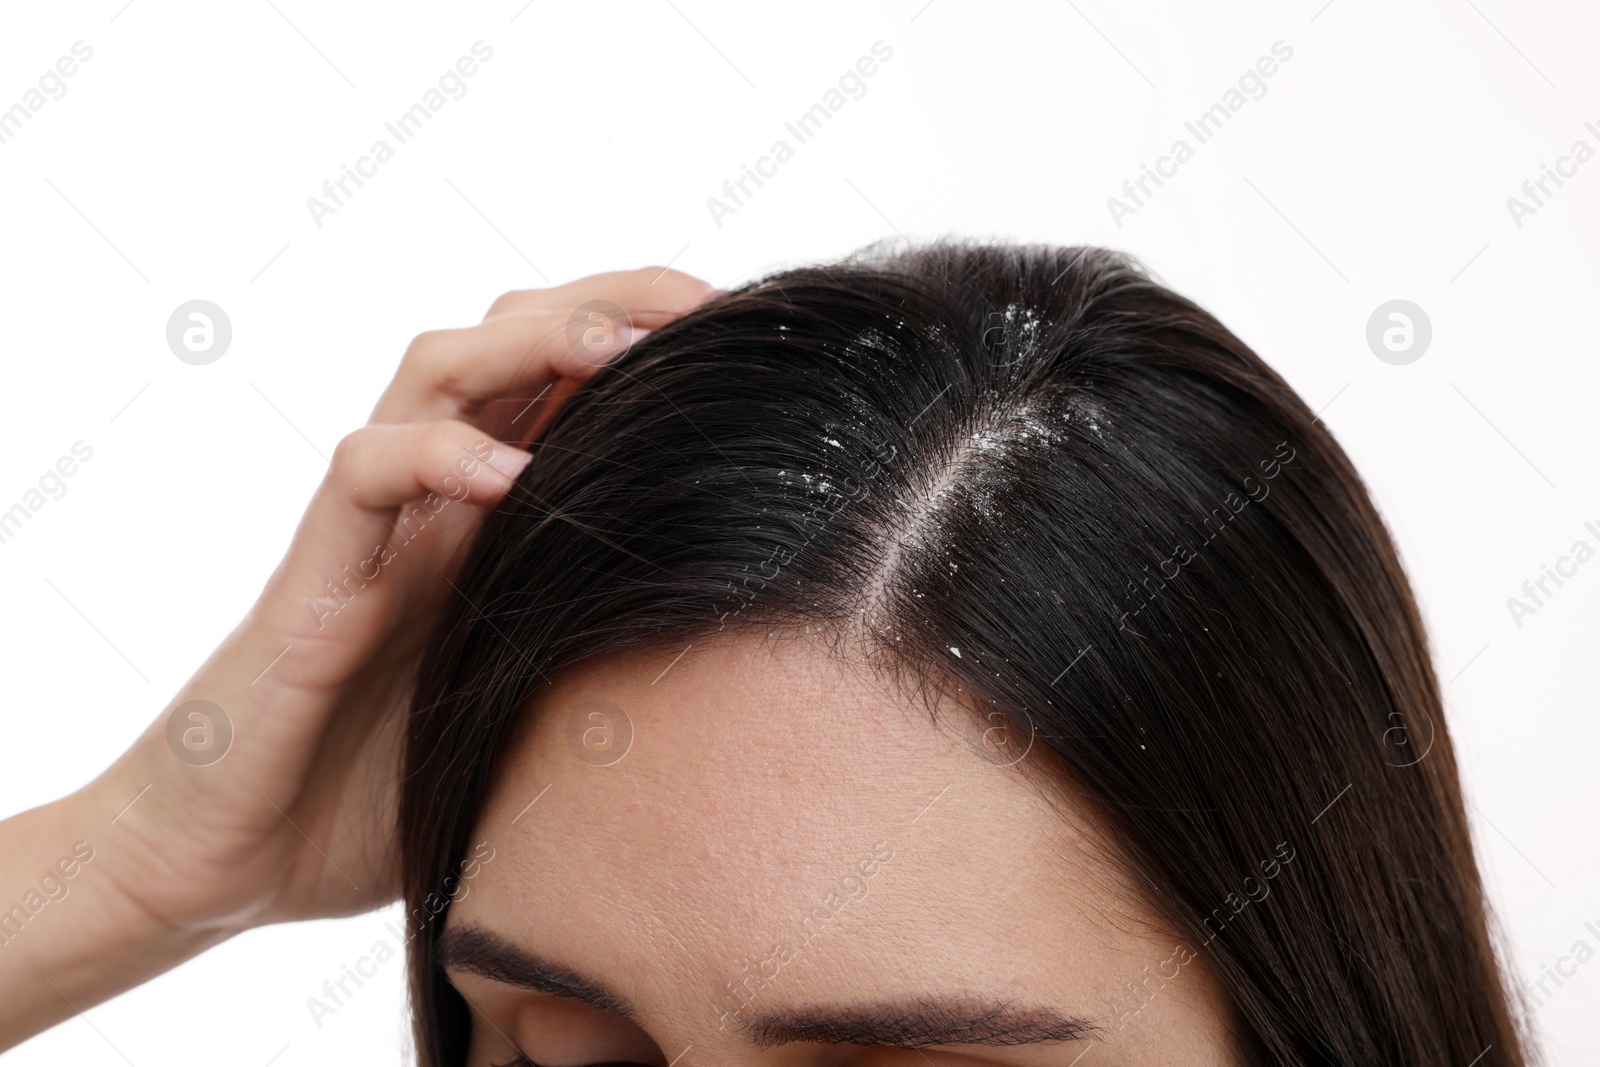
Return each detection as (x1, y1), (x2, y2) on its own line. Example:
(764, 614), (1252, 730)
(253, 421), (531, 652)
(369, 268), (719, 427)
(333, 421), (532, 509)
(368, 311), (626, 425)
(482, 266), (718, 321)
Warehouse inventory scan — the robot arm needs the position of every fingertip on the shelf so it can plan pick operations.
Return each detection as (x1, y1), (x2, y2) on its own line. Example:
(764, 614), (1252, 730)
(685, 282), (727, 313)
(485, 444), (534, 483)
(644, 266), (719, 299)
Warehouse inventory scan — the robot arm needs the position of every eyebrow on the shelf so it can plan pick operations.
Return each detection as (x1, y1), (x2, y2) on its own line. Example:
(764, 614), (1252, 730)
(741, 1000), (1099, 1048)
(440, 925), (1100, 1047)
(441, 925), (636, 1019)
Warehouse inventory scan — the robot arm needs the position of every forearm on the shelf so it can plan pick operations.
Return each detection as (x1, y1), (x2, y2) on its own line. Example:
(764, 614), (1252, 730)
(0, 782), (229, 1050)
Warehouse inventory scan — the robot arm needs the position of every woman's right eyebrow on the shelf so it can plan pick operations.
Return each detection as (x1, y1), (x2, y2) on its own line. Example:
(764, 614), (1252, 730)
(440, 924), (638, 1019)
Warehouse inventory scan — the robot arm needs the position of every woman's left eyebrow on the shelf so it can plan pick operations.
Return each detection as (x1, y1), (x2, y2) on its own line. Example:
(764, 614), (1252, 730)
(739, 997), (1101, 1048)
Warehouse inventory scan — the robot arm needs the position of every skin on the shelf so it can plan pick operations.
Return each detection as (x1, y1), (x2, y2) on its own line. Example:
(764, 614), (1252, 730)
(0, 267), (720, 1050)
(445, 637), (1241, 1067)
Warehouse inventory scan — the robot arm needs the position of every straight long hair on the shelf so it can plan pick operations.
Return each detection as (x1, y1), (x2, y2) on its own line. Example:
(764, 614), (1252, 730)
(401, 242), (1529, 1065)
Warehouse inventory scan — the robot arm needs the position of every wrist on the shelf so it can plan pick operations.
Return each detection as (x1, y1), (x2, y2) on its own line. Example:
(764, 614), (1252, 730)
(0, 778), (233, 1050)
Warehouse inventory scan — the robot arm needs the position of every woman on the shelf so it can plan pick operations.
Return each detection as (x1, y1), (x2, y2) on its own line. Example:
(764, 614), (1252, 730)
(0, 243), (1530, 1065)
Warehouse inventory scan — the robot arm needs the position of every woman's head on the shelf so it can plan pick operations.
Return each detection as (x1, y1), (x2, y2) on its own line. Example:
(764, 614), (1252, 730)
(402, 242), (1527, 1065)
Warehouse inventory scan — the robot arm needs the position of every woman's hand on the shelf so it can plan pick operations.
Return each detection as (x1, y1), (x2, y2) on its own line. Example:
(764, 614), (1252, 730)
(0, 267), (717, 1049)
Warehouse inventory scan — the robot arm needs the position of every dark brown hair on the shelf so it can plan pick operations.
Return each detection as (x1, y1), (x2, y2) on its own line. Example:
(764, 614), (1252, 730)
(401, 242), (1529, 1065)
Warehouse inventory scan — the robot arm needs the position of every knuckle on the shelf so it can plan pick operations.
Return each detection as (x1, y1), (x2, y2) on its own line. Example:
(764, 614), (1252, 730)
(484, 291), (525, 318)
(401, 329), (471, 396)
(403, 329), (444, 361)
(401, 330), (446, 376)
(330, 428), (368, 471)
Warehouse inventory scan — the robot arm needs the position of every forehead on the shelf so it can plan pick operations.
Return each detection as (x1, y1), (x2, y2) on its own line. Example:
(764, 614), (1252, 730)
(452, 634), (1156, 1026)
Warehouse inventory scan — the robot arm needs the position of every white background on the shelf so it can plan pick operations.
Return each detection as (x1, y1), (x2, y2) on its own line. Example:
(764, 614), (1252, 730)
(0, 1), (1596, 1063)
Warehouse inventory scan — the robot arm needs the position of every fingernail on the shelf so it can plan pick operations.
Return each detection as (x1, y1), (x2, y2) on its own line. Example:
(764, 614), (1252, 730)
(486, 446), (534, 481)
